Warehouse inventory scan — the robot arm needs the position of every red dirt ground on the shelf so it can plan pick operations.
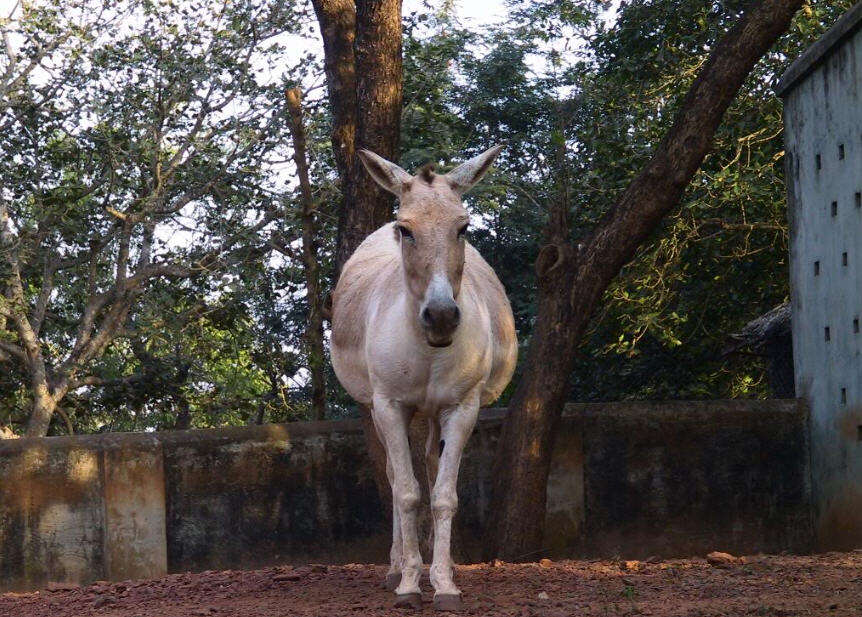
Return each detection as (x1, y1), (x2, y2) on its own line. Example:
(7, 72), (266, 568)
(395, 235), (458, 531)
(3, 552), (862, 616)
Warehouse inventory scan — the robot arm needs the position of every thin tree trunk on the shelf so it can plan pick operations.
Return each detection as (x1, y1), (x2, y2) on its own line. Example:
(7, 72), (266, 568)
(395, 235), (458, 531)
(175, 398), (191, 430)
(2, 202), (58, 438)
(26, 383), (57, 438)
(485, 0), (805, 560)
(285, 87), (327, 421)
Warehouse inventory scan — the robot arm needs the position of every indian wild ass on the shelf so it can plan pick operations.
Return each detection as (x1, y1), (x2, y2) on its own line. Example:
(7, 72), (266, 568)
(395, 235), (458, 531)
(331, 146), (517, 610)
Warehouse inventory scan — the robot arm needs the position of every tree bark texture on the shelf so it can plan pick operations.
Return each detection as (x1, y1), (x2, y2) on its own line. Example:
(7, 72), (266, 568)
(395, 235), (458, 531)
(341, 0), (403, 270)
(312, 0), (404, 506)
(310, 0), (358, 274)
(484, 0), (805, 561)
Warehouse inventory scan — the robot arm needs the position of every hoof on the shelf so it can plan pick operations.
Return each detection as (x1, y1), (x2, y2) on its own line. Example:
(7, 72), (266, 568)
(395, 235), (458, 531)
(433, 593), (463, 612)
(394, 592), (423, 609)
(384, 572), (402, 592)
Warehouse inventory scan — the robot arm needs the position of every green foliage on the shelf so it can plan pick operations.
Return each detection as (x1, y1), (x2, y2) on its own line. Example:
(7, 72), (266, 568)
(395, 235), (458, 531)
(0, 0), (321, 433)
(400, 0), (850, 402)
(1, 0), (851, 435)
(566, 0), (852, 400)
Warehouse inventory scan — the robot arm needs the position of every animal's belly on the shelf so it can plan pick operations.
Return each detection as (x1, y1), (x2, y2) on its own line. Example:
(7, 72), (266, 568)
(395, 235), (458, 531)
(369, 345), (492, 412)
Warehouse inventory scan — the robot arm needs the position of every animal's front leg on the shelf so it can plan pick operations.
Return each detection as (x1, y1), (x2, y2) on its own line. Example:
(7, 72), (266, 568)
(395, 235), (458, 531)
(429, 389), (481, 611)
(369, 407), (403, 592)
(371, 394), (423, 607)
(384, 457), (403, 591)
(424, 417), (441, 552)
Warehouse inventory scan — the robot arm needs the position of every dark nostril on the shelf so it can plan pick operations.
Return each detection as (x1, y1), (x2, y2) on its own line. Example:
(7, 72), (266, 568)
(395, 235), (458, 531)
(421, 302), (460, 333)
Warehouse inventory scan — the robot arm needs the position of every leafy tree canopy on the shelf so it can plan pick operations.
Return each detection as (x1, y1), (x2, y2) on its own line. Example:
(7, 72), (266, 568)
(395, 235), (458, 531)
(0, 0), (849, 435)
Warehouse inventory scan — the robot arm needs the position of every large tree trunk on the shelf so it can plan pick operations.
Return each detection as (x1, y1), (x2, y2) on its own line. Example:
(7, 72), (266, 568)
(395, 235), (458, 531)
(310, 0), (358, 274)
(342, 0), (403, 267)
(484, 0), (805, 560)
(349, 0), (404, 506)
(312, 0), (403, 505)
(314, 0), (403, 272)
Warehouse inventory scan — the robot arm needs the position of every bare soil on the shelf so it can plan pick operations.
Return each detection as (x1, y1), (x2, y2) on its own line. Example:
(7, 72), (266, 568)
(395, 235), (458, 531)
(3, 552), (862, 616)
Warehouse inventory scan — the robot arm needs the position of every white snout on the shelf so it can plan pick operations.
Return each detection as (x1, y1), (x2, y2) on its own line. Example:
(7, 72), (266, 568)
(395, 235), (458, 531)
(419, 274), (460, 347)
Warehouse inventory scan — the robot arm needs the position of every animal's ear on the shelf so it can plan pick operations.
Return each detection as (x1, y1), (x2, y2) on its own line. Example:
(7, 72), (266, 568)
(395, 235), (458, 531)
(446, 145), (504, 195)
(357, 149), (412, 196)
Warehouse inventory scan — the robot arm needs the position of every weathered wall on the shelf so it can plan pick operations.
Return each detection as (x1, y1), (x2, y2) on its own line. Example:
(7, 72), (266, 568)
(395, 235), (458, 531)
(0, 434), (166, 592)
(160, 422), (387, 572)
(576, 401), (812, 558)
(780, 5), (862, 551)
(0, 400), (811, 592)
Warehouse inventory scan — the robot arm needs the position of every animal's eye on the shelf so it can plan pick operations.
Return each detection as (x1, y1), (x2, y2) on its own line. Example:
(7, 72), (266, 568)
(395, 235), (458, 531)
(397, 225), (415, 243)
(457, 224), (468, 239)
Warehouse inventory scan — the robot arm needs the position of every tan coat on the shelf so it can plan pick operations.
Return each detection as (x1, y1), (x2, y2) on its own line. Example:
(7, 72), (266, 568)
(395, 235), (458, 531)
(332, 221), (516, 411)
(329, 146), (516, 607)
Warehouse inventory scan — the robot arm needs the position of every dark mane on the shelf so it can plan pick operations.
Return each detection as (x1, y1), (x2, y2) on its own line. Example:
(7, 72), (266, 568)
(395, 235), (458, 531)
(417, 161), (436, 184)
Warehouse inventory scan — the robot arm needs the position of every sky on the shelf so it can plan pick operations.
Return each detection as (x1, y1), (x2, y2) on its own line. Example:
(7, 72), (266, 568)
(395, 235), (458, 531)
(0, 0), (516, 245)
(0, 0), (517, 133)
(0, 0), (517, 266)
(0, 0), (510, 30)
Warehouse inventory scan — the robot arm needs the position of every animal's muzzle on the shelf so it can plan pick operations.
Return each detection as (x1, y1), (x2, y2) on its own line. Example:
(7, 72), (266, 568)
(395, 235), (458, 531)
(420, 299), (460, 346)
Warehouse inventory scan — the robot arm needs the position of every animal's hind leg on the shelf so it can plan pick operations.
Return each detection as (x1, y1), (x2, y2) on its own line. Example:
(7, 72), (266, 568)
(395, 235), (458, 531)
(424, 417), (441, 551)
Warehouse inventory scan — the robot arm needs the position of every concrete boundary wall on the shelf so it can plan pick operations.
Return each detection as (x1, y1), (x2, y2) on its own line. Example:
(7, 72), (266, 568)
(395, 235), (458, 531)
(0, 400), (812, 592)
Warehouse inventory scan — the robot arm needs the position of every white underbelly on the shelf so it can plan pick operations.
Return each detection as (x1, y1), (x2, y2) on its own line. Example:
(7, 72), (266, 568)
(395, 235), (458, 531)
(366, 334), (493, 412)
(334, 286), (504, 412)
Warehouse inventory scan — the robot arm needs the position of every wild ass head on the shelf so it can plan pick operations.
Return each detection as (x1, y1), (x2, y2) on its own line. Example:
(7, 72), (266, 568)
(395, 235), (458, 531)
(357, 145), (503, 348)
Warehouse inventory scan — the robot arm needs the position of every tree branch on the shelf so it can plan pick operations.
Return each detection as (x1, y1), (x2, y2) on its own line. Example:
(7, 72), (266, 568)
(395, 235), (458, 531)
(0, 339), (25, 362)
(285, 86), (327, 420)
(54, 404), (74, 435)
(487, 0), (806, 559)
(698, 218), (785, 232)
(577, 0), (805, 303)
(31, 252), (58, 336)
